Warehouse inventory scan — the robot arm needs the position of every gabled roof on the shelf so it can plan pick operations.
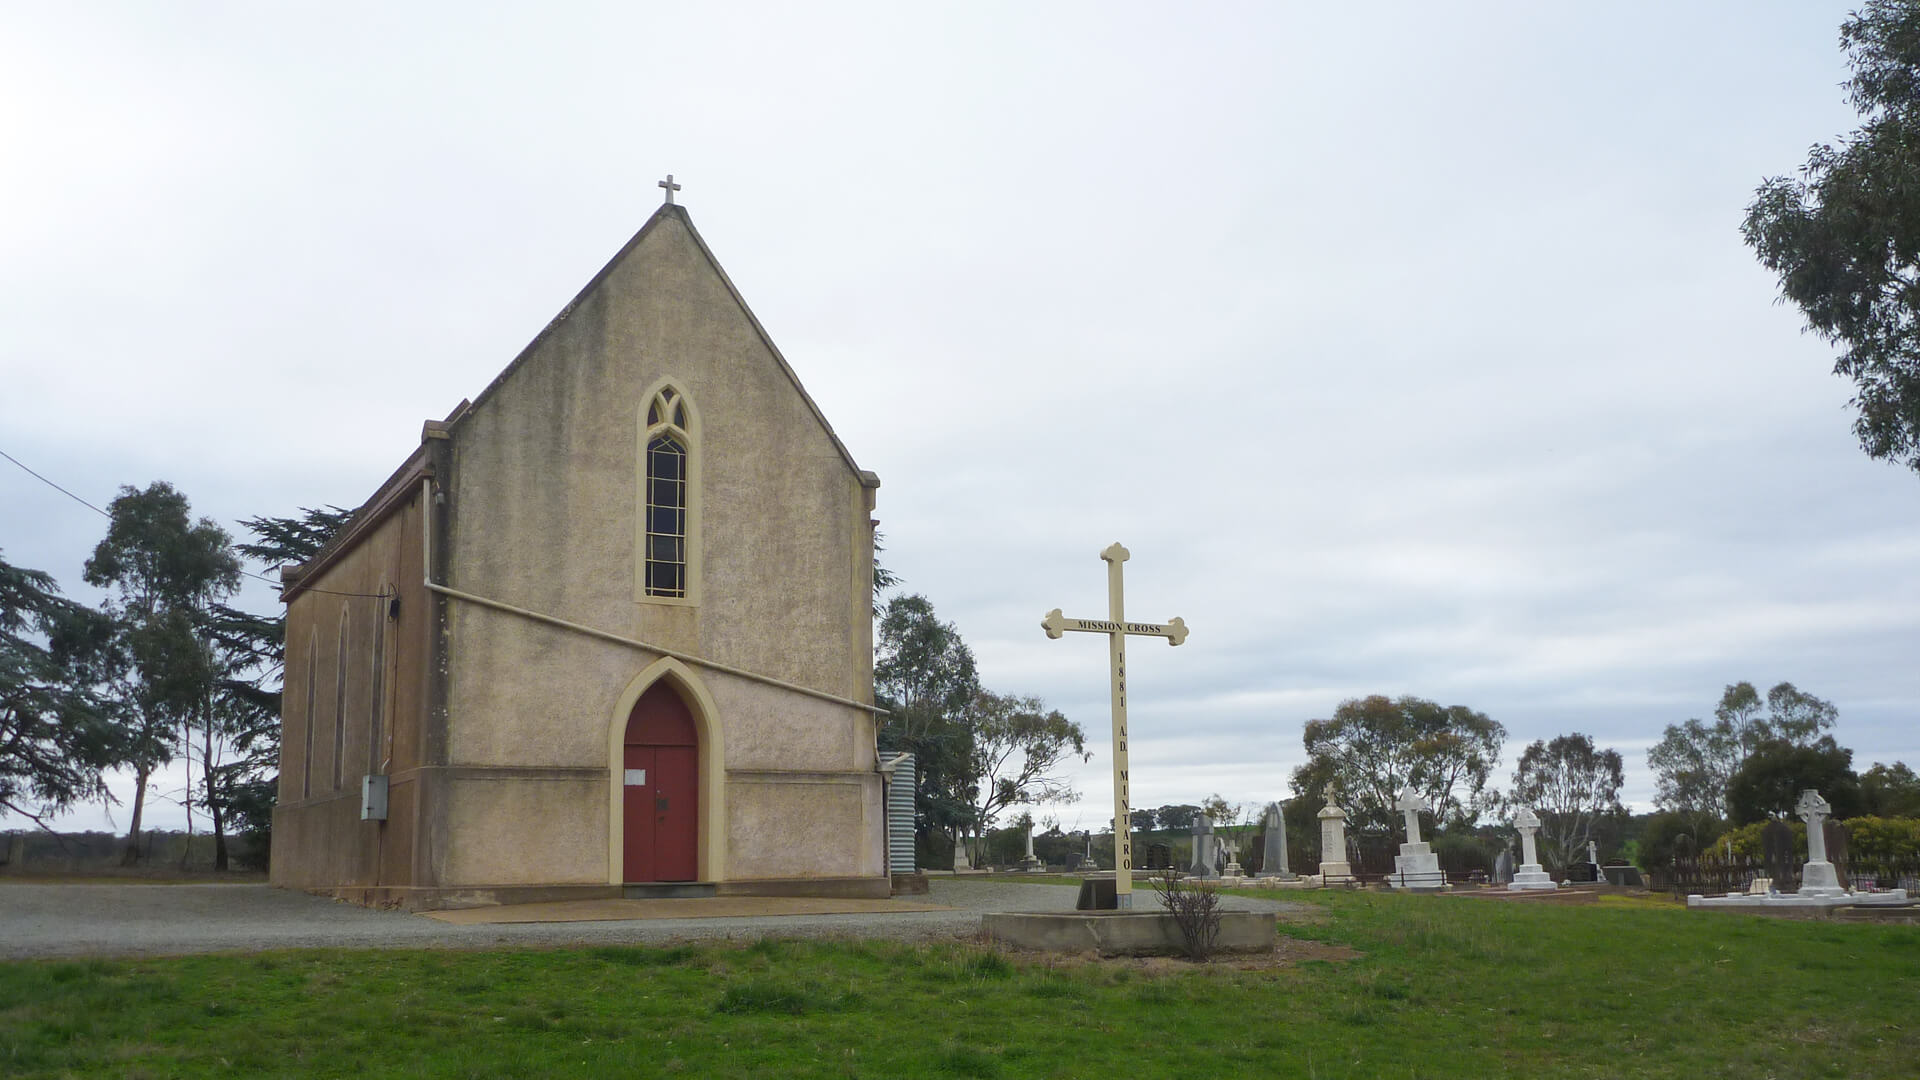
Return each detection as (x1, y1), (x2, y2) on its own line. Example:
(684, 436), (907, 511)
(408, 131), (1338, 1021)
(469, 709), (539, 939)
(456, 202), (877, 488)
(281, 202), (878, 602)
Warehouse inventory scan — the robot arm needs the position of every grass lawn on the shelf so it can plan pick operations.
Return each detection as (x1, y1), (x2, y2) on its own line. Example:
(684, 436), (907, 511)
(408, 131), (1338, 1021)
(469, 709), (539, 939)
(3, 888), (1916, 1078)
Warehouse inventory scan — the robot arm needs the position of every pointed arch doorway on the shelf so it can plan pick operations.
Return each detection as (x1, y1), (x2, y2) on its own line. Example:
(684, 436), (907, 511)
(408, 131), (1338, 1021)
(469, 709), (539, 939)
(622, 682), (699, 882)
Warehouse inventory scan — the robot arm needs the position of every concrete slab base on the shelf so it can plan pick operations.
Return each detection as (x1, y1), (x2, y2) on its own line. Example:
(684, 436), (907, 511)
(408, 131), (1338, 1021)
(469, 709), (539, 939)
(1687, 888), (1910, 912)
(982, 910), (1277, 956)
(1509, 868), (1557, 891)
(1222, 875), (1320, 890)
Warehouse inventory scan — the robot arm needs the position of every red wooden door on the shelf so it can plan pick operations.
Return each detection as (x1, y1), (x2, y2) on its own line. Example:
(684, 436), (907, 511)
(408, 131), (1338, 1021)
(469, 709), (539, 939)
(622, 684), (698, 882)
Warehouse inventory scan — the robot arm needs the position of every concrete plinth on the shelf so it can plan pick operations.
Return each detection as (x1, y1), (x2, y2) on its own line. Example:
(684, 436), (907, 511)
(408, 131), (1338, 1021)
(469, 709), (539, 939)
(982, 910), (1277, 956)
(1509, 863), (1557, 891)
(1387, 842), (1446, 890)
(1687, 888), (1910, 911)
(1798, 860), (1846, 897)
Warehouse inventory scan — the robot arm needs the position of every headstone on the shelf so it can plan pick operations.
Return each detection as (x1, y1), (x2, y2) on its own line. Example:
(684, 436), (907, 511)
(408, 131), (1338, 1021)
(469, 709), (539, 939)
(1563, 860), (1599, 884)
(1017, 819), (1042, 871)
(1684, 787), (1909, 912)
(1493, 847), (1515, 885)
(1761, 818), (1795, 886)
(1142, 843), (1172, 871)
(1509, 807), (1556, 891)
(1387, 785), (1445, 890)
(952, 833), (971, 872)
(1258, 801), (1297, 880)
(1795, 789), (1847, 897)
(1188, 816), (1219, 878)
(1823, 819), (1850, 890)
(1317, 786), (1352, 882)
(1601, 864), (1644, 887)
(1564, 838), (1602, 884)
(1219, 834), (1243, 878)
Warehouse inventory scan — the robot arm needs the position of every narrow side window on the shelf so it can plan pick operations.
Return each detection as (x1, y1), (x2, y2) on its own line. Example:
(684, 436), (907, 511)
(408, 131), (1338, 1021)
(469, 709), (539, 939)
(301, 634), (317, 799)
(333, 608), (350, 792)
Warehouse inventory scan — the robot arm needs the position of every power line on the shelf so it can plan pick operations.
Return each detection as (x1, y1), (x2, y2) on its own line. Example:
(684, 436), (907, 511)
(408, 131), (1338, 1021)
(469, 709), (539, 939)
(0, 447), (108, 516)
(1, 446), (386, 600)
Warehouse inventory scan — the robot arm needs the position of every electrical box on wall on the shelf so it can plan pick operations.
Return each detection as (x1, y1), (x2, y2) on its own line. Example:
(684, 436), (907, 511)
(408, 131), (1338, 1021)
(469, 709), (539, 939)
(361, 774), (389, 821)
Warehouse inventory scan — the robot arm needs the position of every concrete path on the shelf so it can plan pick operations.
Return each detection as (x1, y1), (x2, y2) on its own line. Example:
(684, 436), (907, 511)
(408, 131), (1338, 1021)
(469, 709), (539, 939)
(0, 878), (1303, 960)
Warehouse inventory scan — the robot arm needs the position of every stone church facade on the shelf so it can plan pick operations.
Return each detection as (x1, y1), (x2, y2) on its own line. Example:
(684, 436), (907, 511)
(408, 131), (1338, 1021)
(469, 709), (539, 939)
(270, 201), (887, 909)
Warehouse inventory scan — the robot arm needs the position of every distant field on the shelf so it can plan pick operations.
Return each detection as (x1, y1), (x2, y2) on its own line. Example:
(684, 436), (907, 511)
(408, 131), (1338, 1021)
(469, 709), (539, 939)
(1, 888), (1914, 1078)
(0, 871), (269, 886)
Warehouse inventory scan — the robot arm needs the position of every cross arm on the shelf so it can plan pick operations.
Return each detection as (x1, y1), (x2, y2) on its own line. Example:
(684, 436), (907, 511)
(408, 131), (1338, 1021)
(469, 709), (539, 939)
(1041, 609), (1189, 646)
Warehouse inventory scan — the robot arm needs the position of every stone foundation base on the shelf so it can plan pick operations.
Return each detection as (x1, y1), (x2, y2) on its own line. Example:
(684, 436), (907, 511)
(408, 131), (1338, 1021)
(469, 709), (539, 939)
(315, 875), (890, 911)
(325, 884), (623, 911)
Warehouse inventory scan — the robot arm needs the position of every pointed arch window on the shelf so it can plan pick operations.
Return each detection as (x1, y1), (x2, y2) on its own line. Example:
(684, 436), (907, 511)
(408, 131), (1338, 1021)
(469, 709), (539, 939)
(301, 633), (317, 799)
(333, 608), (350, 792)
(641, 384), (699, 602)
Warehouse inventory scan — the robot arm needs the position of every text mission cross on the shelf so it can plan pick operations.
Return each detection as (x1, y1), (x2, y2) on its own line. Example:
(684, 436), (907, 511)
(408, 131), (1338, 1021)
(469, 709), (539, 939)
(1041, 542), (1188, 907)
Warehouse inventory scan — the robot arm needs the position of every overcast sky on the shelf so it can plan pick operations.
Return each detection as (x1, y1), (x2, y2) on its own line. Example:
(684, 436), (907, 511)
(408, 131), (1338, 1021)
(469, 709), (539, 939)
(4, 2), (1916, 837)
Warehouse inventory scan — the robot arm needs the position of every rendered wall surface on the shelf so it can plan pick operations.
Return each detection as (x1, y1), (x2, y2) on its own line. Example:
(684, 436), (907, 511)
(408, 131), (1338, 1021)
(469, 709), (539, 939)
(271, 483), (429, 891)
(427, 207), (880, 889)
(440, 775), (605, 885)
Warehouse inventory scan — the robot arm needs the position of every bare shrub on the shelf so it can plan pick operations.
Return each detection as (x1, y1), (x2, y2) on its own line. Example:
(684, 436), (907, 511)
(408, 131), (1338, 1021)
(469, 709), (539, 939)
(1153, 871), (1223, 961)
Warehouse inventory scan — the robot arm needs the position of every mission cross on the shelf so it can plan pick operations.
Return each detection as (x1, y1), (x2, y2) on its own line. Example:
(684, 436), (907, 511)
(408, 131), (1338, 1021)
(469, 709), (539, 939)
(1041, 542), (1189, 907)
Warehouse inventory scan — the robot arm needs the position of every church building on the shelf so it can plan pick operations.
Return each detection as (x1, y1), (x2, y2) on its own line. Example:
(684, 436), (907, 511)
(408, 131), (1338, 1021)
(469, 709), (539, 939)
(270, 191), (888, 909)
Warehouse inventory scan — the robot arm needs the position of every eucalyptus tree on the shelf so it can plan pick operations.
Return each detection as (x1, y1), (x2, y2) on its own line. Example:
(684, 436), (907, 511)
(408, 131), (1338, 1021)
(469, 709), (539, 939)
(958, 690), (1087, 859)
(83, 483), (241, 863)
(1293, 694), (1506, 834)
(874, 594), (982, 853)
(1509, 733), (1625, 867)
(1743, 0), (1920, 474)
(1648, 681), (1838, 832)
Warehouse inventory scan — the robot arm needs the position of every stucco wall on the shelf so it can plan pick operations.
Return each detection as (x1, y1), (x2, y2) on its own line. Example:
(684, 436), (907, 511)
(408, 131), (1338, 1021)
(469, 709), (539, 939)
(728, 776), (881, 879)
(425, 207), (880, 888)
(440, 775), (605, 885)
(441, 208), (874, 697)
(271, 484), (429, 891)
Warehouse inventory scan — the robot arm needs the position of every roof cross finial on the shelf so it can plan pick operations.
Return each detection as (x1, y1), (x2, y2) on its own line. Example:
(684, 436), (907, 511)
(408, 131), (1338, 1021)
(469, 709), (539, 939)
(658, 174), (682, 205)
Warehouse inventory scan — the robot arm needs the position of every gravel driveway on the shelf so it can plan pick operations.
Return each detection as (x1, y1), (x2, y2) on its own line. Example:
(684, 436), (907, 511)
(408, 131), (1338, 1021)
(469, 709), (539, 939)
(0, 878), (1303, 960)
